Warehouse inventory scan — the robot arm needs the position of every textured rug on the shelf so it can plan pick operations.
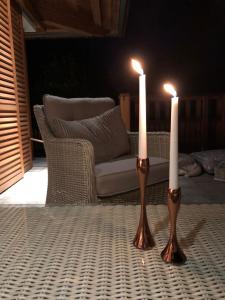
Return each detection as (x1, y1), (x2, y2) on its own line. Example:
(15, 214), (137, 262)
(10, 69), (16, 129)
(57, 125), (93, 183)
(0, 205), (225, 299)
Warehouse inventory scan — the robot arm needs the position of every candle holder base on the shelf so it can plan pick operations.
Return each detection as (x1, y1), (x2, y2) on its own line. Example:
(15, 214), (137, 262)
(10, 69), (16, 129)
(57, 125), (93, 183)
(161, 237), (186, 265)
(133, 158), (155, 250)
(133, 215), (155, 250)
(161, 188), (186, 265)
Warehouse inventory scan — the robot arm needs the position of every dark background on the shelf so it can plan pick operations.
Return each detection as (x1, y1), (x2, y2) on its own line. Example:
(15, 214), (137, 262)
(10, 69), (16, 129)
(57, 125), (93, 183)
(26, 0), (225, 105)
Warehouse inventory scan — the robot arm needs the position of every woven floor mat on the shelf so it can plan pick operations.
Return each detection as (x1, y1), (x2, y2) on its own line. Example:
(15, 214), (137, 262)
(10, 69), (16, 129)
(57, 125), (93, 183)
(0, 205), (225, 299)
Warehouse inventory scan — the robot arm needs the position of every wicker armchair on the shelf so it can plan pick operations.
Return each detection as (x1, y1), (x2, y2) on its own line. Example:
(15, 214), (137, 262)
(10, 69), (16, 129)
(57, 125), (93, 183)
(34, 103), (170, 206)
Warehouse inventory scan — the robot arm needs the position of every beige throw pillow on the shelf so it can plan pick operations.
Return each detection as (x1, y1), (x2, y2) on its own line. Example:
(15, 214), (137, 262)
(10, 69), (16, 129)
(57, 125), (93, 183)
(49, 106), (130, 163)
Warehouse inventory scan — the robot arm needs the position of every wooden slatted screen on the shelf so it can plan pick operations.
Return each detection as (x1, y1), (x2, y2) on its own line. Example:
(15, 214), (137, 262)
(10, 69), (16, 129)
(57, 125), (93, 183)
(121, 93), (225, 153)
(11, 0), (32, 172)
(0, 0), (24, 193)
(0, 0), (32, 193)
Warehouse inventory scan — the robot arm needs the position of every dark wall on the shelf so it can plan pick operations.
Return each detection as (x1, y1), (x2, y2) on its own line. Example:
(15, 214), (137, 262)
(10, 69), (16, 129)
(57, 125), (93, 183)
(26, 38), (134, 105)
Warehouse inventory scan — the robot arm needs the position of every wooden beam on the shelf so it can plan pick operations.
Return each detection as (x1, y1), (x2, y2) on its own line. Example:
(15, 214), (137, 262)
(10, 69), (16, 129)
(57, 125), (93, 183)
(41, 8), (107, 36)
(15, 0), (44, 31)
(41, 21), (100, 36)
(90, 0), (102, 27)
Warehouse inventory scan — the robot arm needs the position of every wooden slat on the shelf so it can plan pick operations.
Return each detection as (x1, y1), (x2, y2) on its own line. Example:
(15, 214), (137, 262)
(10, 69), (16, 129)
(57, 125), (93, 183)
(0, 22), (9, 36)
(19, 108), (27, 114)
(21, 134), (29, 140)
(0, 111), (16, 117)
(0, 163), (21, 181)
(0, 78), (15, 88)
(12, 30), (21, 44)
(0, 158), (21, 175)
(21, 133), (29, 139)
(0, 102), (16, 111)
(17, 81), (25, 89)
(0, 40), (11, 54)
(0, 168), (21, 186)
(0, 55), (14, 69)
(21, 143), (30, 150)
(0, 58), (14, 72)
(13, 58), (24, 70)
(0, 132), (19, 142)
(0, 127), (19, 136)
(14, 50), (23, 61)
(0, 147), (21, 163)
(0, 122), (18, 129)
(0, 92), (16, 100)
(0, 34), (11, 49)
(17, 90), (26, 98)
(18, 117), (28, 124)
(0, 138), (19, 148)
(0, 85), (15, 94)
(0, 66), (14, 78)
(0, 172), (22, 193)
(17, 102), (26, 107)
(0, 13), (9, 29)
(0, 46), (13, 60)
(0, 4), (8, 19)
(0, 0), (7, 10)
(0, 165), (21, 183)
(0, 27), (10, 43)
(0, 0), (7, 9)
(0, 117), (17, 123)
(11, 36), (22, 50)
(0, 143), (20, 155)
(13, 66), (23, 76)
(0, 151), (20, 167)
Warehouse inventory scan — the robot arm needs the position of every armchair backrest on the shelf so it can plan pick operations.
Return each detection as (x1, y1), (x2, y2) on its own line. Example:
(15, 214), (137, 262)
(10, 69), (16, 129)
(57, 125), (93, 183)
(34, 95), (115, 141)
(43, 95), (115, 124)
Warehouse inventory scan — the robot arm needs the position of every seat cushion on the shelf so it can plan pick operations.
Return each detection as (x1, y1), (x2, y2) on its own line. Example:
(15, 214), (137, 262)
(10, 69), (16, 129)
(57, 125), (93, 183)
(95, 156), (169, 197)
(43, 94), (115, 122)
(49, 106), (130, 163)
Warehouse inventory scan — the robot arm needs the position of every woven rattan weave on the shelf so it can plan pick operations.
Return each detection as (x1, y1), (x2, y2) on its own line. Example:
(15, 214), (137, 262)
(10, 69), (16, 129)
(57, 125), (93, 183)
(0, 204), (224, 299)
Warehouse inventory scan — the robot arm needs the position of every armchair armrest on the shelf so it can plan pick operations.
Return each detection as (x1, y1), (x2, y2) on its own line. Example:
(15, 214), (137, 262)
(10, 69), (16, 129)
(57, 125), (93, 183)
(128, 131), (170, 159)
(45, 137), (96, 205)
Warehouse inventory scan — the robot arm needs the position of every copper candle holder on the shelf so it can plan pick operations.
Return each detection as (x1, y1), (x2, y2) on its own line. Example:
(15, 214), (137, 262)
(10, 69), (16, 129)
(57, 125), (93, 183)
(161, 188), (186, 264)
(133, 157), (155, 250)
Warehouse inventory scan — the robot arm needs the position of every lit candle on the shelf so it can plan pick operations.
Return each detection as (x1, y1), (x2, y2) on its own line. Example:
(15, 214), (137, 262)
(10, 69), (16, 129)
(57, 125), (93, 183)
(164, 83), (179, 190)
(131, 59), (147, 159)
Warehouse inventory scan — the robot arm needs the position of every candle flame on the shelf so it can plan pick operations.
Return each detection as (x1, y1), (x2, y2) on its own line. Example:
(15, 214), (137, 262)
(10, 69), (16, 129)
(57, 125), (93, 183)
(164, 83), (177, 97)
(131, 58), (144, 75)
(142, 258), (145, 265)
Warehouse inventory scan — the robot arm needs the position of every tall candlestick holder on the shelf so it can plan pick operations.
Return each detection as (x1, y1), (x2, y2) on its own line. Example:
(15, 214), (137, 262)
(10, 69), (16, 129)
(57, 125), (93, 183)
(161, 188), (186, 264)
(133, 157), (155, 250)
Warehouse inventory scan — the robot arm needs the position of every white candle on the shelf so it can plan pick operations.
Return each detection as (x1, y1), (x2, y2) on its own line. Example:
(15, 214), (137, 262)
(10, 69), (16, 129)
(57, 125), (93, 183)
(164, 83), (179, 190)
(131, 59), (147, 159)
